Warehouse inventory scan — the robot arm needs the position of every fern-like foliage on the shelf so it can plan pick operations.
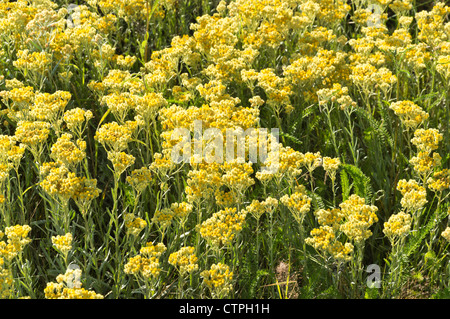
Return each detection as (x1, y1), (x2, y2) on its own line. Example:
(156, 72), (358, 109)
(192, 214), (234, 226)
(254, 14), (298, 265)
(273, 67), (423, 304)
(340, 164), (374, 204)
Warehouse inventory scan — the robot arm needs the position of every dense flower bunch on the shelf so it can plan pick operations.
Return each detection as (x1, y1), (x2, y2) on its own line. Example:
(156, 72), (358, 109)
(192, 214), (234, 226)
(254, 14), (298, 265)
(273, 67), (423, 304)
(339, 195), (379, 243)
(51, 233), (73, 257)
(124, 242), (167, 280)
(44, 267), (104, 299)
(199, 207), (247, 248)
(168, 246), (199, 275)
(389, 100), (429, 130)
(0, 225), (31, 298)
(200, 262), (233, 298)
(383, 212), (412, 243)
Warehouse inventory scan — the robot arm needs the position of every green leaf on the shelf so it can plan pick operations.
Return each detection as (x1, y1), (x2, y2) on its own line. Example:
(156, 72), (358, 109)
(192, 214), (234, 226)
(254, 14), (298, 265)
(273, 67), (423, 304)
(340, 169), (351, 201)
(139, 31), (149, 62)
(341, 164), (373, 203)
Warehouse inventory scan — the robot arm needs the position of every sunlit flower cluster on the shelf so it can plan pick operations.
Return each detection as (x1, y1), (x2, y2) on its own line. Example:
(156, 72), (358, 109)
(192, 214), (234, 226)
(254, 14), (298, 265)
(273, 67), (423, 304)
(339, 194), (379, 243)
(200, 262), (233, 298)
(168, 246), (199, 276)
(124, 242), (167, 280)
(383, 212), (412, 243)
(44, 267), (104, 299)
(199, 207), (247, 248)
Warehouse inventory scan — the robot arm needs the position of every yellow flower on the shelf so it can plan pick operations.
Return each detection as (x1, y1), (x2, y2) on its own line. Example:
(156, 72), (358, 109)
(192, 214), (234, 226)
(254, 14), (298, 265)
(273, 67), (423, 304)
(441, 227), (450, 242)
(51, 233), (73, 256)
(30, 91), (71, 124)
(95, 121), (134, 152)
(339, 194), (378, 242)
(170, 202), (194, 221)
(101, 92), (137, 124)
(323, 157), (341, 180)
(50, 133), (86, 169)
(397, 179), (427, 213)
(39, 162), (83, 204)
(314, 208), (345, 230)
(409, 151), (441, 179)
(200, 263), (233, 298)
(44, 267), (103, 299)
(427, 169), (450, 193)
(124, 242), (166, 280)
(168, 246), (199, 275)
(247, 197), (278, 220)
(305, 226), (336, 252)
(302, 152), (322, 173)
(0, 225), (32, 262)
(199, 207), (247, 248)
(126, 166), (152, 193)
(13, 49), (52, 74)
(280, 185), (312, 223)
(411, 128), (443, 153)
(63, 108), (93, 137)
(383, 212), (412, 242)
(107, 151), (135, 176)
(390, 100), (429, 129)
(124, 213), (147, 236)
(14, 120), (51, 147)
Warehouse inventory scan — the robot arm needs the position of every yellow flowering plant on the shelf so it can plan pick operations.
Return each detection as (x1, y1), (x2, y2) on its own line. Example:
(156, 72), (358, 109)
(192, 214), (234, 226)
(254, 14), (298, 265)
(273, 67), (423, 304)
(0, 0), (450, 300)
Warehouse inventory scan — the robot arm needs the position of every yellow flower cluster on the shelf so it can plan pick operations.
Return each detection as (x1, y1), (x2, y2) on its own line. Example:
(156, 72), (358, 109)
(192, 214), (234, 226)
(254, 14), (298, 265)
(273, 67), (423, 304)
(323, 157), (341, 181)
(44, 267), (104, 299)
(411, 128), (443, 154)
(0, 225), (31, 262)
(389, 100), (429, 130)
(246, 197), (278, 221)
(170, 202), (194, 221)
(124, 242), (167, 280)
(51, 233), (73, 257)
(107, 151), (136, 177)
(14, 120), (50, 149)
(40, 162), (100, 208)
(441, 227), (450, 242)
(30, 91), (71, 127)
(199, 207), (247, 248)
(0, 135), (25, 173)
(1, 0), (450, 299)
(63, 108), (93, 138)
(303, 152), (323, 173)
(126, 166), (152, 194)
(124, 213), (147, 237)
(339, 194), (379, 243)
(220, 161), (255, 197)
(168, 246), (199, 275)
(350, 62), (397, 95)
(0, 224), (31, 298)
(50, 133), (86, 169)
(152, 208), (175, 231)
(13, 49), (52, 74)
(268, 145), (303, 181)
(396, 179), (428, 213)
(409, 151), (442, 181)
(383, 212), (412, 243)
(314, 208), (345, 231)
(184, 164), (222, 204)
(427, 169), (450, 193)
(317, 83), (356, 110)
(280, 187), (312, 224)
(305, 225), (354, 263)
(200, 262), (233, 298)
(95, 121), (135, 152)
